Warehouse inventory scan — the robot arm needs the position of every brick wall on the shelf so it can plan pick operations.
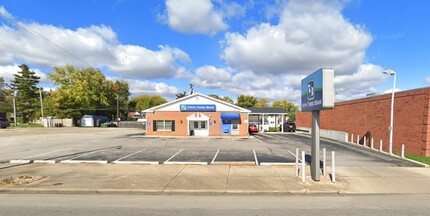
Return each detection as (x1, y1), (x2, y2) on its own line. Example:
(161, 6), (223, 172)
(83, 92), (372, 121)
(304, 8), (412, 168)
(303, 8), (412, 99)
(296, 87), (430, 156)
(147, 111), (249, 136)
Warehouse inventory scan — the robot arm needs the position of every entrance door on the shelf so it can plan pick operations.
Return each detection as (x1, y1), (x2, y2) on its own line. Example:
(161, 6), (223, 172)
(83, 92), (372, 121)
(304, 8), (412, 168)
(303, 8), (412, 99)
(190, 120), (209, 136)
(221, 120), (231, 135)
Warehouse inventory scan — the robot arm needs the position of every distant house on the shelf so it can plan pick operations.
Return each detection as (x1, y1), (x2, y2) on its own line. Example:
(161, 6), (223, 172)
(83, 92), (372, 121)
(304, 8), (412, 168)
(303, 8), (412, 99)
(129, 111), (146, 122)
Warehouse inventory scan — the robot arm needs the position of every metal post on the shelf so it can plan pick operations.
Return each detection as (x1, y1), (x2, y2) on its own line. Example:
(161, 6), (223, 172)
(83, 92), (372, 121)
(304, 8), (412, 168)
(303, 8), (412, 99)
(301, 151), (306, 183)
(401, 144), (405, 159)
(295, 148), (299, 177)
(357, 135), (360, 145)
(364, 136), (367, 147)
(311, 110), (320, 181)
(371, 138), (374, 149)
(388, 73), (396, 155)
(380, 140), (383, 152)
(351, 133), (354, 143)
(116, 94), (119, 127)
(39, 87), (44, 119)
(323, 148), (326, 176)
(331, 151), (336, 183)
(13, 90), (17, 127)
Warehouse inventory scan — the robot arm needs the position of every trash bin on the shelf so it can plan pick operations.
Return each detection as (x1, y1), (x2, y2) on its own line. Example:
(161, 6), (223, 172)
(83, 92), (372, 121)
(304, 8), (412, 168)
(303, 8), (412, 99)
(190, 130), (194, 136)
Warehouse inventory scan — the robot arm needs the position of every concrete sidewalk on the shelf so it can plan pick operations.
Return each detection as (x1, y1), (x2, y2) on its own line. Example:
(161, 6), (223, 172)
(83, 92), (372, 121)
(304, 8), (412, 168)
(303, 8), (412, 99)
(0, 163), (429, 195)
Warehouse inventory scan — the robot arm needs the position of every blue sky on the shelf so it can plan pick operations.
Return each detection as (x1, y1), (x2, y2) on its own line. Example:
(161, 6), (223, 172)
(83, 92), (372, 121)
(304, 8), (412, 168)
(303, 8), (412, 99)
(0, 0), (429, 105)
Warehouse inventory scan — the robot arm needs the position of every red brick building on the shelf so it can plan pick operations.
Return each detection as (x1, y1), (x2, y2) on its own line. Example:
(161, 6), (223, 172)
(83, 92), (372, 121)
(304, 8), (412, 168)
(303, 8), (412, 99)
(144, 93), (251, 137)
(296, 87), (430, 156)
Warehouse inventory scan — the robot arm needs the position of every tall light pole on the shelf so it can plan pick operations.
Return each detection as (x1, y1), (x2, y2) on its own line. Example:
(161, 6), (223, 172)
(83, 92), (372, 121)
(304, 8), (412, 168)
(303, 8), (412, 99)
(12, 90), (18, 127)
(39, 87), (44, 119)
(383, 69), (397, 155)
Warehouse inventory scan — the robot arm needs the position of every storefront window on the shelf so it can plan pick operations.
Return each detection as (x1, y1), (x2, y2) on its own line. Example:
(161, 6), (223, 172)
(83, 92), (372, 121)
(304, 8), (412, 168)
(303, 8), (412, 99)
(194, 121), (198, 128)
(155, 120), (174, 131)
(200, 121), (206, 129)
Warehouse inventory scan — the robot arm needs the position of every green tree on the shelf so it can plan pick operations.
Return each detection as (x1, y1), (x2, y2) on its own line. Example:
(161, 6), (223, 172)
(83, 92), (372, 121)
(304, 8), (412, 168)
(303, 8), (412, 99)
(47, 65), (130, 119)
(10, 64), (40, 122)
(0, 77), (6, 102)
(255, 98), (270, 108)
(272, 100), (298, 122)
(129, 95), (167, 111)
(236, 95), (257, 108)
(209, 94), (234, 104)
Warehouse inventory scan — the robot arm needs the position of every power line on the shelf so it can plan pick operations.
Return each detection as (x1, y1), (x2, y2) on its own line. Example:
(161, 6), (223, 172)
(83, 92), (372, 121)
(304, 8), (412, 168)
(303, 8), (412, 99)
(0, 13), (93, 68)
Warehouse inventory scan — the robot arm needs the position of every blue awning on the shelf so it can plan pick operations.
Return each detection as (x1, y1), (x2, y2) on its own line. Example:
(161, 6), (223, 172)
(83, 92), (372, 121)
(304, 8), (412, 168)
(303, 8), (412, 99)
(221, 112), (240, 119)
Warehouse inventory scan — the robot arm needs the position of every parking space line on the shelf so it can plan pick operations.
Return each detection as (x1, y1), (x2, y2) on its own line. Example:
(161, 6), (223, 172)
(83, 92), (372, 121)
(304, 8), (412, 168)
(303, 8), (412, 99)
(164, 149), (184, 163)
(112, 148), (146, 163)
(253, 150), (259, 165)
(254, 136), (263, 144)
(112, 161), (159, 165)
(210, 149), (220, 165)
(288, 150), (304, 164)
(20, 148), (71, 160)
(64, 149), (105, 160)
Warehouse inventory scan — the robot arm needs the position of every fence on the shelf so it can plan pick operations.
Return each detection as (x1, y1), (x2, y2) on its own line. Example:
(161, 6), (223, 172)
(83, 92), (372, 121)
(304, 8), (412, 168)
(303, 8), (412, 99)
(119, 121), (146, 129)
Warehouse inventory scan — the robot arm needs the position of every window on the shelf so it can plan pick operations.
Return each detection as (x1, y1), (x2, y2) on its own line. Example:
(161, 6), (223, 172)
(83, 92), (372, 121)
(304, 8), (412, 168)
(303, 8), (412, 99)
(194, 121), (198, 128)
(232, 124), (238, 130)
(154, 120), (175, 131)
(200, 121), (206, 129)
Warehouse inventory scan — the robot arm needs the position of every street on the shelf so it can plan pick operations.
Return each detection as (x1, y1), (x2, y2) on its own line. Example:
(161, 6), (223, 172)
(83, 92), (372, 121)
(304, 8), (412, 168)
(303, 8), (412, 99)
(0, 194), (429, 216)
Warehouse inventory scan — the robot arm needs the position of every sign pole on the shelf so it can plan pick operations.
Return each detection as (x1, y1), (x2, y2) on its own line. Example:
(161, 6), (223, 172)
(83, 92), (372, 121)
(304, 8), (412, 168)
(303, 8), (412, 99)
(311, 110), (320, 181)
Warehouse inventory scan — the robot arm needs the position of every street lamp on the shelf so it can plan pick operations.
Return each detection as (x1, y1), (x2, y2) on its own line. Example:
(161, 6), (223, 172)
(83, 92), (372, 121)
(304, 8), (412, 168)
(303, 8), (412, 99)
(12, 90), (18, 127)
(383, 69), (397, 155)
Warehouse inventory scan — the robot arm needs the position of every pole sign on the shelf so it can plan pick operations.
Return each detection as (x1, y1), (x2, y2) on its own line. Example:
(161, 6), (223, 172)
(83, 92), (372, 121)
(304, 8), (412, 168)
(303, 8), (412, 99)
(301, 68), (335, 112)
(180, 104), (216, 112)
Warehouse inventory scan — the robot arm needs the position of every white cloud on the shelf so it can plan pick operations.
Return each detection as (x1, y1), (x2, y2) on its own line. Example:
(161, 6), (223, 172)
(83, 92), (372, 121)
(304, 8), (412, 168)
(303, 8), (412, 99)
(126, 79), (181, 98)
(222, 0), (372, 75)
(0, 7), (190, 80)
(426, 77), (430, 84)
(163, 0), (228, 36)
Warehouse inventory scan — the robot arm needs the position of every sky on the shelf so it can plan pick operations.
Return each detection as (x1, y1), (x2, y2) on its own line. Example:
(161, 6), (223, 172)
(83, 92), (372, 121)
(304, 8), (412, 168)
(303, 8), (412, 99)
(0, 0), (429, 106)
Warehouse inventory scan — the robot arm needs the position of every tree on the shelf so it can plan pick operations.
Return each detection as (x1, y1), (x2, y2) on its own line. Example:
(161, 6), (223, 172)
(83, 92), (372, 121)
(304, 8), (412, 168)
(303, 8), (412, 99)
(236, 95), (257, 108)
(129, 95), (167, 111)
(272, 100), (298, 122)
(0, 77), (6, 102)
(209, 94), (234, 104)
(10, 64), (40, 122)
(255, 98), (270, 108)
(47, 65), (130, 120)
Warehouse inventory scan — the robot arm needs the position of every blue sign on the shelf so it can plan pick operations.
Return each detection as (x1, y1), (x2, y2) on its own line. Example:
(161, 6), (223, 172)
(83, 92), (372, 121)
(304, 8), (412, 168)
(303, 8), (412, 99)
(180, 104), (216, 112)
(301, 68), (334, 112)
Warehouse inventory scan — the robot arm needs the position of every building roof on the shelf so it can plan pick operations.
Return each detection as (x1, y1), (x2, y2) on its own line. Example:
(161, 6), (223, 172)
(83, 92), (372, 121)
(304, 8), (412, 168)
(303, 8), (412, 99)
(143, 92), (251, 113)
(246, 107), (286, 114)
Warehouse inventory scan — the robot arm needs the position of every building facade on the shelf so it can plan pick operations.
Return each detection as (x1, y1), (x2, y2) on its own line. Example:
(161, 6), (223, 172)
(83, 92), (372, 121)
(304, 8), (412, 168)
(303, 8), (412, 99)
(144, 93), (251, 137)
(296, 87), (430, 156)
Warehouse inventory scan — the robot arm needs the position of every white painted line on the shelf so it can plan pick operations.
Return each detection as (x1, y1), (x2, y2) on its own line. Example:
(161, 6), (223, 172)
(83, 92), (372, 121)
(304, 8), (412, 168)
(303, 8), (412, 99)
(163, 161), (208, 165)
(9, 159), (31, 164)
(21, 148), (71, 160)
(253, 150), (259, 165)
(260, 162), (298, 166)
(210, 149), (220, 165)
(66, 149), (106, 160)
(164, 149), (184, 163)
(112, 148), (146, 163)
(33, 160), (56, 164)
(254, 137), (263, 144)
(60, 160), (108, 164)
(288, 150), (304, 164)
(112, 161), (159, 165)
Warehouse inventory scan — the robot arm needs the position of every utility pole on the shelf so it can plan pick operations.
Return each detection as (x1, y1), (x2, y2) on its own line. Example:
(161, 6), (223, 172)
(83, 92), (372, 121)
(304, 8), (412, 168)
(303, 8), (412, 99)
(116, 94), (119, 127)
(39, 87), (44, 119)
(12, 90), (18, 127)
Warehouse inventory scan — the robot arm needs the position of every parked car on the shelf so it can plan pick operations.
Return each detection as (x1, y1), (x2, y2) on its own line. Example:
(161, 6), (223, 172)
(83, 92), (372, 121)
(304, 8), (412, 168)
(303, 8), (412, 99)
(248, 124), (258, 134)
(0, 117), (10, 128)
(283, 122), (296, 132)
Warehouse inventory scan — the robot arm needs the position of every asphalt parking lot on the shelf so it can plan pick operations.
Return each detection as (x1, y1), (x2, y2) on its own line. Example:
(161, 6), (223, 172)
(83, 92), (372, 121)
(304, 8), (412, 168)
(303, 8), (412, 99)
(0, 127), (419, 167)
